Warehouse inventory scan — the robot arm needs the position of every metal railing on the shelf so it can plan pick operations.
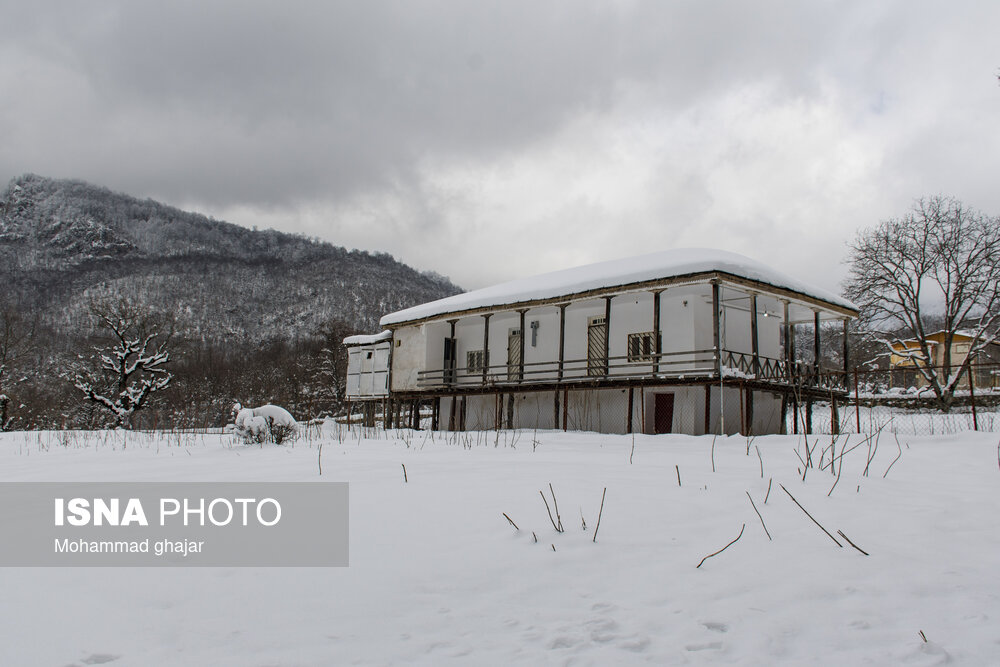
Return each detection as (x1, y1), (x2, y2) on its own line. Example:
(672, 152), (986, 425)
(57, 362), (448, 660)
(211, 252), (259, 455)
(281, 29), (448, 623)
(416, 348), (845, 391)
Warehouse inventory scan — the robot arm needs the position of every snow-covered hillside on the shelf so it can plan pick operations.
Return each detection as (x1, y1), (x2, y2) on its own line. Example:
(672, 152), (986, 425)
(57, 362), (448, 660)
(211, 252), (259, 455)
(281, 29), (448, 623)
(1, 425), (996, 665)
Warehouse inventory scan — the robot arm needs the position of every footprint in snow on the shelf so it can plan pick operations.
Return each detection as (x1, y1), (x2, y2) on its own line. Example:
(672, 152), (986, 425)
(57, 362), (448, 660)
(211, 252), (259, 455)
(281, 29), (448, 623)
(685, 641), (723, 652)
(80, 655), (121, 665)
(618, 635), (651, 652)
(586, 617), (619, 643)
(702, 621), (728, 633)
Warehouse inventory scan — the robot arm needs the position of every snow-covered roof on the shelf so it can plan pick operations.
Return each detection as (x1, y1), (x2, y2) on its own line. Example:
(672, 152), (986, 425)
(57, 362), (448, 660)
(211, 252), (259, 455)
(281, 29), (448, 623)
(343, 330), (393, 346)
(380, 248), (857, 327)
(894, 329), (999, 347)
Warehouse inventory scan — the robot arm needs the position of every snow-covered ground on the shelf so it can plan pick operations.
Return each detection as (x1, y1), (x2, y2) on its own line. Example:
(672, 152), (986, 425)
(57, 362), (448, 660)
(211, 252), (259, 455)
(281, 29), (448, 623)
(1, 424), (998, 666)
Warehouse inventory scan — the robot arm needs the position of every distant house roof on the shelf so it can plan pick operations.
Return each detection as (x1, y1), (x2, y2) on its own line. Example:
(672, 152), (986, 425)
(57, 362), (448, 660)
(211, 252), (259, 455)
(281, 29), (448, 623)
(380, 248), (857, 327)
(343, 330), (392, 346)
(890, 330), (999, 350)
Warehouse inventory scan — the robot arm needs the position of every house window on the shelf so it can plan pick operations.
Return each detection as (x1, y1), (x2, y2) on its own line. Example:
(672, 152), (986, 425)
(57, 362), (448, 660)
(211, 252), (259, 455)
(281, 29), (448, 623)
(955, 343), (970, 354)
(627, 332), (657, 362)
(467, 350), (485, 374)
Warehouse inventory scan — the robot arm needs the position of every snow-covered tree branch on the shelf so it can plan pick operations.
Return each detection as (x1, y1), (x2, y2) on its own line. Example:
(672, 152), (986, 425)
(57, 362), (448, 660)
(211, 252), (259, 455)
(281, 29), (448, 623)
(843, 196), (1000, 411)
(73, 297), (174, 428)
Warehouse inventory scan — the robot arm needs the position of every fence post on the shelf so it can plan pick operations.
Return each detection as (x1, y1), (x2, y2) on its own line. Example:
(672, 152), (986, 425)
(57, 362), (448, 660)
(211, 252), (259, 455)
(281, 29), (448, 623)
(562, 387), (569, 431)
(738, 382), (746, 436)
(830, 393), (839, 435)
(854, 368), (861, 434)
(969, 366), (979, 431)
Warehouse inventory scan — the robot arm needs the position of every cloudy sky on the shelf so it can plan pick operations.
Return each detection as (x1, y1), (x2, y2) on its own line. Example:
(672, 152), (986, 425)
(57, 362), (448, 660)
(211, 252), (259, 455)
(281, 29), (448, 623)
(2, 1), (998, 293)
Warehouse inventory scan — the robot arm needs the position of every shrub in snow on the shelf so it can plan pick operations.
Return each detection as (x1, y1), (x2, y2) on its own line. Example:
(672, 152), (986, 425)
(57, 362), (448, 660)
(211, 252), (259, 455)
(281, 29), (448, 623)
(230, 403), (297, 444)
(242, 416), (269, 444)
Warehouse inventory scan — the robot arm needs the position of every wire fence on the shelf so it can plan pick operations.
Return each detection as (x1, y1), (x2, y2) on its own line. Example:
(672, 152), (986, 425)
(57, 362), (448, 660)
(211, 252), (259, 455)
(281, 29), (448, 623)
(805, 362), (1000, 436)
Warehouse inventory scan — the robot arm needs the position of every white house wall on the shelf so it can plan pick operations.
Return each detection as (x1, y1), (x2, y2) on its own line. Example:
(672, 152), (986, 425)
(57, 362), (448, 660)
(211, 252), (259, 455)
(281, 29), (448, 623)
(692, 284), (715, 355)
(390, 324), (426, 392)
(522, 307), (561, 382)
(720, 287), (752, 356)
(562, 298), (605, 379)
(489, 312), (522, 381)
(454, 317), (485, 385)
(609, 292), (652, 377)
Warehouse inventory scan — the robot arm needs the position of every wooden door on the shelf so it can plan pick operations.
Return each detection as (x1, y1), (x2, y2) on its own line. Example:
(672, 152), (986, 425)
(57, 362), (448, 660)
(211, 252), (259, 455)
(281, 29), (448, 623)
(588, 318), (607, 376)
(443, 337), (456, 384)
(507, 329), (522, 382)
(654, 393), (674, 434)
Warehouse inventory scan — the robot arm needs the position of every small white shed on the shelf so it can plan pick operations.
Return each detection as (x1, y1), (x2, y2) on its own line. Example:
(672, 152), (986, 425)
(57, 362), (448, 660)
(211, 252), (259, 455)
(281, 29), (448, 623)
(344, 331), (392, 400)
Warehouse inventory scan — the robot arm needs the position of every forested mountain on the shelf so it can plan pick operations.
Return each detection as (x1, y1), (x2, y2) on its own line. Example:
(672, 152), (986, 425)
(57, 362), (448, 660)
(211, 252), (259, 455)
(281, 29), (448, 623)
(0, 174), (461, 429)
(0, 174), (459, 341)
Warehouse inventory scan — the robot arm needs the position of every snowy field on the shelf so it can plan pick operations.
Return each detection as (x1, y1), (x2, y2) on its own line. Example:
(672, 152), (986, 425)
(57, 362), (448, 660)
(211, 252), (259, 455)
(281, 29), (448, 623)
(1, 425), (998, 666)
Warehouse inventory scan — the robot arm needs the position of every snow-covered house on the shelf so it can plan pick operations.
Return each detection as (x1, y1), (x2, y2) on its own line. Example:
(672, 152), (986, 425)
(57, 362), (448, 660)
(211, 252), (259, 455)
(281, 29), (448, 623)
(889, 330), (1000, 390)
(345, 249), (858, 435)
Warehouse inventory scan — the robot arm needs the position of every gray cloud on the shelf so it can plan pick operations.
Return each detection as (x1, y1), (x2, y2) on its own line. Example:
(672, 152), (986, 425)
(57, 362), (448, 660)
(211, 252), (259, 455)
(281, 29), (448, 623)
(2, 1), (998, 292)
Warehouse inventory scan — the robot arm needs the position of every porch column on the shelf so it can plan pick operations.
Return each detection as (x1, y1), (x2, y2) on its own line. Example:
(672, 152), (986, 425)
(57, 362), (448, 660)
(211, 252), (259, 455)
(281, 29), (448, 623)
(711, 281), (721, 376)
(842, 317), (850, 390)
(557, 304), (567, 381)
(604, 296), (612, 376)
(518, 310), (526, 383)
(385, 332), (394, 400)
(652, 289), (662, 375)
(750, 292), (759, 378)
(482, 313), (491, 385)
(448, 319), (457, 386)
(783, 301), (792, 379)
(813, 311), (821, 383)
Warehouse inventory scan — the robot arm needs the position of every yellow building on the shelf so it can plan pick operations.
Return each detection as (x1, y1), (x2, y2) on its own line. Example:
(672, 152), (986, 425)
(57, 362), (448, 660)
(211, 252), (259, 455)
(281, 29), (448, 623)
(889, 330), (1000, 389)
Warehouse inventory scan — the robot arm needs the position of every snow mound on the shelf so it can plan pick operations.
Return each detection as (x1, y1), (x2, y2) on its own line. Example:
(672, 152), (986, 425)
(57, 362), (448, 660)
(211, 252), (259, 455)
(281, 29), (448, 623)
(230, 403), (297, 444)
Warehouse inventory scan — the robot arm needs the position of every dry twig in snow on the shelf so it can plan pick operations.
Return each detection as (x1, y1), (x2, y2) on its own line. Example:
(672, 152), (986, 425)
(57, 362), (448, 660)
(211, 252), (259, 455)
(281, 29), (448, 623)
(540, 490), (562, 533)
(697, 523), (746, 568)
(883, 438), (903, 479)
(837, 529), (868, 556)
(592, 488), (607, 544)
(746, 492), (772, 540)
(780, 484), (842, 547)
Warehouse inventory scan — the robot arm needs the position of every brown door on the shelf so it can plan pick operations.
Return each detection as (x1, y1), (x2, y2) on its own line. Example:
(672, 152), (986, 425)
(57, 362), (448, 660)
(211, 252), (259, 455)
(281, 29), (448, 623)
(507, 329), (522, 382)
(588, 318), (607, 376)
(654, 393), (674, 434)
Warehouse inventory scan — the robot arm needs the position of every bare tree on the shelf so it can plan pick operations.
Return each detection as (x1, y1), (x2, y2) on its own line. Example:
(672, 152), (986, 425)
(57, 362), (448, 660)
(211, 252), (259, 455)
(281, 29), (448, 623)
(843, 196), (1000, 411)
(73, 298), (174, 428)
